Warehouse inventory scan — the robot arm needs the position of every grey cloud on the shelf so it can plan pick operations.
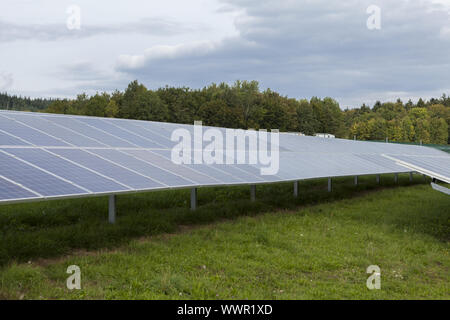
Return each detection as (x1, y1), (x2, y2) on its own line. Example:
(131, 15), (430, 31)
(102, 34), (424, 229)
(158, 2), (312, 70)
(55, 62), (113, 82)
(115, 0), (450, 108)
(50, 61), (133, 96)
(0, 18), (195, 42)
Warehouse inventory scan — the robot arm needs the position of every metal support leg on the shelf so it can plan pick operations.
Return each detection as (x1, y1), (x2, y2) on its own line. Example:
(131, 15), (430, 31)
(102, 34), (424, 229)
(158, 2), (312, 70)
(293, 181), (299, 197)
(376, 175), (380, 184)
(394, 173), (398, 183)
(354, 176), (358, 186)
(190, 188), (197, 211)
(409, 172), (413, 182)
(328, 178), (332, 192)
(250, 185), (256, 202)
(108, 195), (116, 224)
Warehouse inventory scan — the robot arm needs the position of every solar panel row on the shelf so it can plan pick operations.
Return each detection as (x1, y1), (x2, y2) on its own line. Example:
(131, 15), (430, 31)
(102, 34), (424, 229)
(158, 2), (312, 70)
(383, 154), (450, 184)
(0, 110), (449, 204)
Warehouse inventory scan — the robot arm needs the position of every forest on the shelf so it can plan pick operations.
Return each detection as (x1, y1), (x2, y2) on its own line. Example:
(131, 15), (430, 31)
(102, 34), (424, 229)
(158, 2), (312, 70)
(1, 80), (449, 144)
(0, 93), (54, 111)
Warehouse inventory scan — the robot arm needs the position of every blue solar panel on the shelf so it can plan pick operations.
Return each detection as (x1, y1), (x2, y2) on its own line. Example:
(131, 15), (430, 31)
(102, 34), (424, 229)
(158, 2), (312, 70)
(44, 116), (135, 147)
(5, 113), (105, 147)
(356, 154), (408, 172)
(212, 164), (265, 183)
(77, 118), (164, 148)
(0, 115), (69, 147)
(232, 151), (284, 182)
(48, 148), (165, 190)
(387, 154), (450, 179)
(125, 149), (220, 185)
(4, 148), (128, 193)
(109, 119), (175, 148)
(149, 149), (247, 184)
(0, 151), (87, 197)
(0, 110), (449, 204)
(0, 131), (31, 146)
(89, 149), (195, 187)
(191, 165), (246, 184)
(0, 176), (38, 201)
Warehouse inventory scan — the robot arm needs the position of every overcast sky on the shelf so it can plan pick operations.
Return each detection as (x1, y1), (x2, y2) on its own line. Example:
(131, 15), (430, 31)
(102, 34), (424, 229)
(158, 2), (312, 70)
(1, 0), (450, 108)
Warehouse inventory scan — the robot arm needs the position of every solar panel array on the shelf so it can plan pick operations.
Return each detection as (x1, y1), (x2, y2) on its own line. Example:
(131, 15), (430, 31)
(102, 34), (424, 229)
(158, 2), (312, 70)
(0, 110), (449, 204)
(383, 154), (450, 184)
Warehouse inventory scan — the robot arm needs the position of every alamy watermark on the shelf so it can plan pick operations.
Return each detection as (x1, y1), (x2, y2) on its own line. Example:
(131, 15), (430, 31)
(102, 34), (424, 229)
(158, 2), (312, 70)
(366, 265), (381, 290)
(170, 121), (280, 175)
(66, 265), (81, 290)
(66, 5), (81, 30)
(367, 5), (381, 30)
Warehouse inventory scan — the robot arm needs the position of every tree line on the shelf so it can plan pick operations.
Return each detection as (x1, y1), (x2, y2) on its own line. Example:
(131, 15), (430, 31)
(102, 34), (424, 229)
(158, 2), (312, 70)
(0, 93), (54, 111)
(1, 80), (449, 144)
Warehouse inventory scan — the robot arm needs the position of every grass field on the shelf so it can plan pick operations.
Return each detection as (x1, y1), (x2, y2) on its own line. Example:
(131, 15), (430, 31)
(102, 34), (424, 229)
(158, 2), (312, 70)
(0, 174), (448, 299)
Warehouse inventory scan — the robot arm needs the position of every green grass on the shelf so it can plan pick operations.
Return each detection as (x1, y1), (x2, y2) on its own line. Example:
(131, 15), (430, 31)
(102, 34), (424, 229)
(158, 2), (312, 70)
(0, 174), (448, 299)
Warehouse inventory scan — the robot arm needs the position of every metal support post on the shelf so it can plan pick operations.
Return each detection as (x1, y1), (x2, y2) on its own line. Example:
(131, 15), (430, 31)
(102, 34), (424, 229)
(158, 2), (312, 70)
(250, 185), (256, 202)
(190, 188), (197, 210)
(109, 195), (116, 224)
